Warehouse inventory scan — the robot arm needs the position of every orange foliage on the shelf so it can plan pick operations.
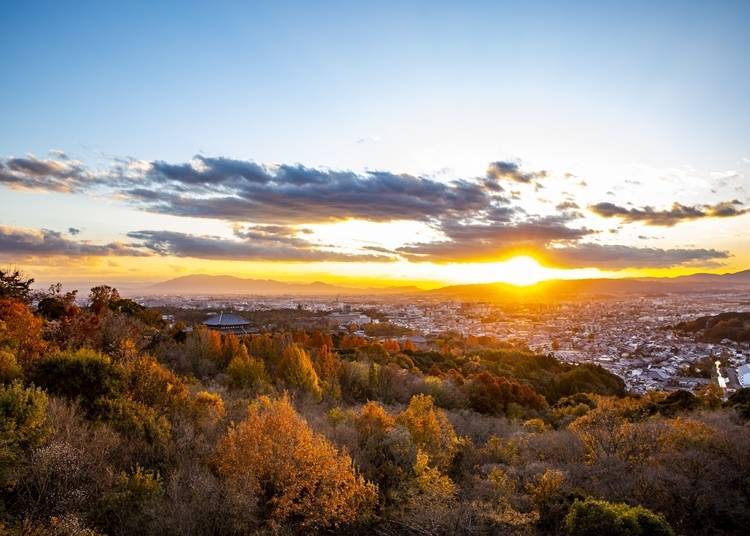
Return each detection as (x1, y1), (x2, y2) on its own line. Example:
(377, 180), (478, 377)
(215, 395), (376, 529)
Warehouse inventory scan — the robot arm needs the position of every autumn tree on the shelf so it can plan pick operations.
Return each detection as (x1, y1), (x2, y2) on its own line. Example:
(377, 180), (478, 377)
(396, 394), (459, 470)
(0, 298), (45, 369)
(226, 344), (268, 390)
(278, 343), (322, 399)
(215, 395), (377, 530)
(88, 285), (121, 315)
(354, 402), (416, 497)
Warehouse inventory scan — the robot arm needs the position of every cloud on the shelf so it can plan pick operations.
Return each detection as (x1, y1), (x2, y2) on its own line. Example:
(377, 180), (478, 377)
(544, 243), (729, 269)
(68, 227), (81, 235)
(122, 157), (498, 224)
(0, 226), (147, 258)
(397, 216), (592, 262)
(0, 153), (557, 227)
(0, 155), (92, 192)
(127, 229), (396, 262)
(486, 161), (548, 184)
(589, 200), (749, 226)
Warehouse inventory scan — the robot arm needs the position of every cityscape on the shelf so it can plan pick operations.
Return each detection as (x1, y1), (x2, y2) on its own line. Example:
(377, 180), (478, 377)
(138, 290), (750, 394)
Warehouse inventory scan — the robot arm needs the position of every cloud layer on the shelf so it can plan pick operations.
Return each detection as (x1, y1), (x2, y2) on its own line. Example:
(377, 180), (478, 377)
(0, 151), (745, 270)
(590, 200), (748, 226)
(0, 226), (146, 258)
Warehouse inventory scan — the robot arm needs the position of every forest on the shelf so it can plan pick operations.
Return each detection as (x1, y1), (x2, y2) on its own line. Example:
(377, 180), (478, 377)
(673, 312), (750, 343)
(2, 269), (750, 535)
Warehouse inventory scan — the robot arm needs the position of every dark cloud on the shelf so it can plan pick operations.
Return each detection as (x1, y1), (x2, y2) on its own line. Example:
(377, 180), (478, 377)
(127, 229), (395, 262)
(544, 243), (729, 269)
(126, 158), (496, 224)
(0, 226), (147, 258)
(556, 201), (580, 211)
(590, 200), (749, 226)
(397, 216), (592, 263)
(68, 227), (81, 235)
(486, 161), (548, 184)
(0, 155), (92, 192)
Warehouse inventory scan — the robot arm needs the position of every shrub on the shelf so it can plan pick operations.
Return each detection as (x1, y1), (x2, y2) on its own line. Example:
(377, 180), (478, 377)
(30, 349), (124, 416)
(92, 466), (161, 535)
(564, 498), (674, 536)
(0, 380), (49, 467)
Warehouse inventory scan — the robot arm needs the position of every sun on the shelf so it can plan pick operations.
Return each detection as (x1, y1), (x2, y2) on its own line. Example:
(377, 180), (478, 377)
(484, 256), (552, 286)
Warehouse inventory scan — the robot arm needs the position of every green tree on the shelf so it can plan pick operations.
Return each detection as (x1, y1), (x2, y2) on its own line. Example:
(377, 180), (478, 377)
(0, 380), (49, 468)
(564, 498), (674, 536)
(30, 349), (124, 416)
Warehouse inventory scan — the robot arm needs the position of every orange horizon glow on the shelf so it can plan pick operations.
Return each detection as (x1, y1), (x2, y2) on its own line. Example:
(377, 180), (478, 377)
(13, 252), (750, 292)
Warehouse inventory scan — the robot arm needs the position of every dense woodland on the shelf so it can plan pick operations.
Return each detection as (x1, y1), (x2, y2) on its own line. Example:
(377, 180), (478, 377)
(673, 311), (750, 343)
(2, 269), (750, 535)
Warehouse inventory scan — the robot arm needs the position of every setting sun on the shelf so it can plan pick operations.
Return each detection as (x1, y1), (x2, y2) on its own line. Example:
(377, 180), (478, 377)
(484, 256), (552, 286)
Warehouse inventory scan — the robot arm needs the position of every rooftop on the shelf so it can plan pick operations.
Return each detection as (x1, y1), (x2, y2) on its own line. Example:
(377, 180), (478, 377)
(203, 312), (250, 327)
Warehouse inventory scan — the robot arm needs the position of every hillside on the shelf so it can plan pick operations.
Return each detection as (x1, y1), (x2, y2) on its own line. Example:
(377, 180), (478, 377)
(143, 274), (423, 296)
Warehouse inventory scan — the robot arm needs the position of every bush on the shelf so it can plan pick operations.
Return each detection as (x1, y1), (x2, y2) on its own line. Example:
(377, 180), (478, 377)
(30, 349), (124, 416)
(564, 498), (674, 536)
(0, 380), (49, 467)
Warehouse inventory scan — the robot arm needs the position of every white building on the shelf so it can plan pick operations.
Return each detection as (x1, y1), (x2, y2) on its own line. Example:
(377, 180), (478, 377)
(738, 364), (750, 388)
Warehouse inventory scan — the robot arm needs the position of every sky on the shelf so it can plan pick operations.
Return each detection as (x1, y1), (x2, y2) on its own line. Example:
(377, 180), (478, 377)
(1, 0), (749, 288)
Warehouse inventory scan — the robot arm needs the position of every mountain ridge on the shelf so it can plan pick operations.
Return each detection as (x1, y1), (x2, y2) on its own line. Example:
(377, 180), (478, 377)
(137, 270), (750, 298)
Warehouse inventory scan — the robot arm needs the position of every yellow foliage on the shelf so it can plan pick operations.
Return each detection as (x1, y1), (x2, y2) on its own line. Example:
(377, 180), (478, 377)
(278, 343), (322, 399)
(193, 390), (226, 424)
(397, 394), (459, 470)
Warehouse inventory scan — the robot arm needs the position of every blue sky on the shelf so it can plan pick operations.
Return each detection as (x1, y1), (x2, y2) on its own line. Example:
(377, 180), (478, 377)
(1, 1), (749, 285)
(3, 1), (748, 171)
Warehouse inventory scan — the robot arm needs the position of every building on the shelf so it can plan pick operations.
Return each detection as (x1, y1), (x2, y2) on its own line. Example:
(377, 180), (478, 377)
(739, 363), (750, 388)
(203, 312), (252, 335)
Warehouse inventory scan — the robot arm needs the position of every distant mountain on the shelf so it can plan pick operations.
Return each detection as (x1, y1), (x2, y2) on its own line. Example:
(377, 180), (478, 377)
(141, 274), (423, 296)
(428, 269), (750, 302)
(138, 269), (750, 299)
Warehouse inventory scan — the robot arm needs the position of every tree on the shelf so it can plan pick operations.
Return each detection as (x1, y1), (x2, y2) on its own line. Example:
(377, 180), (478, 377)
(563, 498), (674, 536)
(0, 298), (45, 368)
(36, 284), (78, 320)
(88, 285), (121, 315)
(215, 395), (377, 530)
(465, 372), (547, 416)
(30, 349), (125, 416)
(0, 269), (34, 303)
(396, 394), (459, 470)
(354, 402), (416, 497)
(226, 345), (268, 390)
(278, 343), (322, 399)
(0, 381), (49, 469)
